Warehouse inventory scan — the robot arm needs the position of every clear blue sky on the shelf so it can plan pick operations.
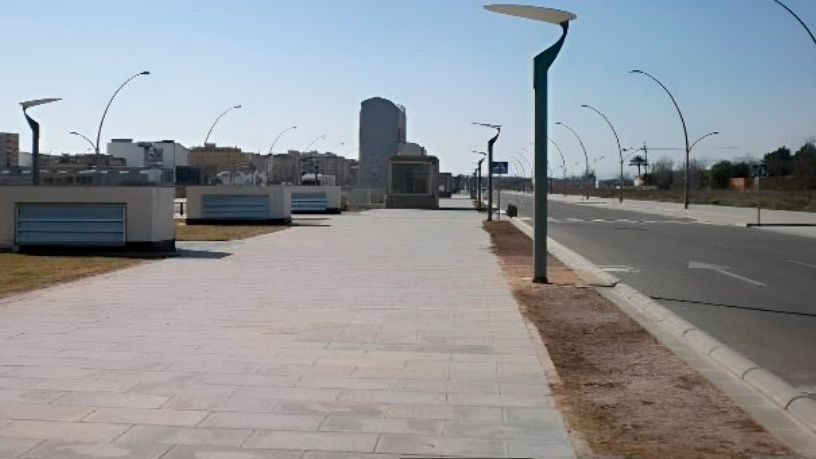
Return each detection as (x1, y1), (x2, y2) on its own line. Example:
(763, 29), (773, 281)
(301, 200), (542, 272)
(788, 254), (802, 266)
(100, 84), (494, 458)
(2, 0), (816, 179)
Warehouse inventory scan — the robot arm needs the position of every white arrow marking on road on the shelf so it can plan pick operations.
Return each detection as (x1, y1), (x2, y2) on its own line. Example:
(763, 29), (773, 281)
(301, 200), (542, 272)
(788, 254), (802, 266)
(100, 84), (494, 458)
(688, 261), (766, 287)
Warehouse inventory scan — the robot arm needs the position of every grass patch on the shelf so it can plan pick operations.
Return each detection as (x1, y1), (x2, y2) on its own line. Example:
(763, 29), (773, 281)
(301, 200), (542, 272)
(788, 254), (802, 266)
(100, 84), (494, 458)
(0, 254), (142, 299)
(175, 221), (288, 241)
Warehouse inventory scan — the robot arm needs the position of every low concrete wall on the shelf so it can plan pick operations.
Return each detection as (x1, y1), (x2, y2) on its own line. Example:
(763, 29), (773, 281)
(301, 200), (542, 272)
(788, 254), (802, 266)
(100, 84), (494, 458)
(0, 186), (175, 251)
(185, 186), (291, 223)
(287, 186), (341, 213)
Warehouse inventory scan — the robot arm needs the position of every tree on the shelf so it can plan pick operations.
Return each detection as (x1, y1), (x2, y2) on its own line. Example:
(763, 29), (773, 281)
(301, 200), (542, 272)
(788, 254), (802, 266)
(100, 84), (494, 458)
(628, 155), (647, 175)
(794, 141), (816, 189)
(710, 160), (734, 189)
(764, 146), (792, 177)
(651, 157), (675, 190)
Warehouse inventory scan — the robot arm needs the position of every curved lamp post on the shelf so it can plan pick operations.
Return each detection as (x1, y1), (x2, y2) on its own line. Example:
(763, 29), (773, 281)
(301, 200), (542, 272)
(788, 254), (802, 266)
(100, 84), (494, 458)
(268, 125), (297, 154)
(591, 155), (605, 188)
(69, 131), (96, 153)
(770, 0), (816, 48)
(204, 104), (241, 145)
(511, 155), (529, 192)
(549, 137), (568, 197)
(691, 131), (720, 153)
(514, 151), (534, 192)
(486, 4), (575, 283)
(581, 104), (625, 203)
(556, 122), (590, 200)
(95, 71), (150, 162)
(303, 134), (327, 153)
(473, 122), (502, 221)
(21, 98), (62, 185)
(629, 69), (691, 209)
(473, 151), (487, 207)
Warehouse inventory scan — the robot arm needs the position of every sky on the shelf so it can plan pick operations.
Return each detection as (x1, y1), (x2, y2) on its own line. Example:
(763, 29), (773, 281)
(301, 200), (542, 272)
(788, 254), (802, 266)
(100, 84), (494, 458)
(2, 0), (816, 179)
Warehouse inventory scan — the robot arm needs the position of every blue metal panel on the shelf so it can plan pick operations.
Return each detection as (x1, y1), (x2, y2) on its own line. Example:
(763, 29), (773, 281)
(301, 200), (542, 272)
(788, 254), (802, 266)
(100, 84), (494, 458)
(201, 195), (269, 220)
(16, 204), (126, 247)
(291, 192), (327, 212)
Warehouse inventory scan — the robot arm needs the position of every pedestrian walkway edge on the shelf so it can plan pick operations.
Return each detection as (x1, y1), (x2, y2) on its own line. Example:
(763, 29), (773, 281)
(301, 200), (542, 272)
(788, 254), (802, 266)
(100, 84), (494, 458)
(509, 215), (816, 440)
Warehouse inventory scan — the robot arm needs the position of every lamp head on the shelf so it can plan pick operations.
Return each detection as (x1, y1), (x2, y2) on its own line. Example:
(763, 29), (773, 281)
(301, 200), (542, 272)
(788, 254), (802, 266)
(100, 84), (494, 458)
(629, 69), (644, 75)
(69, 131), (79, 135)
(234, 105), (242, 109)
(472, 122), (502, 129)
(484, 4), (576, 24)
(20, 98), (62, 110)
(140, 71), (150, 76)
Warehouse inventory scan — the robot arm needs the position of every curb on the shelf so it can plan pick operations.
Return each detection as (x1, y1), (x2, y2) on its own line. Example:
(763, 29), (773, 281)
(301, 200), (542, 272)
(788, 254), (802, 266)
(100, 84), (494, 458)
(508, 215), (816, 436)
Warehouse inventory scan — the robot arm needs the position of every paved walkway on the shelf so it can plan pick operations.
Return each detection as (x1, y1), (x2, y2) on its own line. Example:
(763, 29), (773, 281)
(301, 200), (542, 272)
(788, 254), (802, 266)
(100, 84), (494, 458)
(0, 198), (574, 459)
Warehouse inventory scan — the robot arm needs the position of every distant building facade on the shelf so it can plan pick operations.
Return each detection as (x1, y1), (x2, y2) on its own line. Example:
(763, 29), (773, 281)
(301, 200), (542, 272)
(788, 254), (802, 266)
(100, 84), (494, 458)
(269, 150), (356, 188)
(0, 133), (20, 169)
(108, 139), (190, 169)
(358, 97), (406, 189)
(189, 143), (269, 185)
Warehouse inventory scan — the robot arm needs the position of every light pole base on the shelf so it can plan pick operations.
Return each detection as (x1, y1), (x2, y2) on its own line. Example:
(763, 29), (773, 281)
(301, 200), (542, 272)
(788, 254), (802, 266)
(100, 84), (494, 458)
(532, 277), (549, 284)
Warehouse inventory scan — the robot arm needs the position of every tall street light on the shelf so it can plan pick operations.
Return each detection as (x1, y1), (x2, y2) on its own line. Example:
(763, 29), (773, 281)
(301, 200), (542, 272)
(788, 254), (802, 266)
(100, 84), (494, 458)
(770, 0), (816, 48)
(691, 131), (720, 153)
(556, 122), (590, 200)
(549, 137), (567, 197)
(268, 125), (297, 154)
(204, 104), (241, 145)
(629, 69), (692, 209)
(303, 134), (327, 153)
(69, 131), (96, 153)
(473, 122), (501, 221)
(514, 152), (534, 192)
(581, 104), (625, 203)
(474, 151), (487, 208)
(486, 4), (575, 283)
(95, 71), (150, 163)
(21, 98), (62, 185)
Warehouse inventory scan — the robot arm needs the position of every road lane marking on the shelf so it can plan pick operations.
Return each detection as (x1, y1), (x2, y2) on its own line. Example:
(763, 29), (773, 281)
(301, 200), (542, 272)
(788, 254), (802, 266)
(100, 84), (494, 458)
(598, 265), (639, 273)
(688, 261), (766, 287)
(788, 260), (816, 270)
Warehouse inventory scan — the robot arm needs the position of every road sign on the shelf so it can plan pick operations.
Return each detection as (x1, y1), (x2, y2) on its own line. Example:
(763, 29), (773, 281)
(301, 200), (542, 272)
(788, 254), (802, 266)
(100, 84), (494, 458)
(491, 161), (509, 174)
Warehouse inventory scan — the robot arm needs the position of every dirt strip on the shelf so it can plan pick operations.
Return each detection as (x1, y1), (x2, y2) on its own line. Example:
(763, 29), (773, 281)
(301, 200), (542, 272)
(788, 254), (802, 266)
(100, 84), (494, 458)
(484, 221), (791, 459)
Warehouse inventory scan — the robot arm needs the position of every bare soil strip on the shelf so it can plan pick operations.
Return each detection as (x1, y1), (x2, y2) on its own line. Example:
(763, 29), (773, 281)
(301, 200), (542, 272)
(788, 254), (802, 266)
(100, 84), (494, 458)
(484, 221), (791, 459)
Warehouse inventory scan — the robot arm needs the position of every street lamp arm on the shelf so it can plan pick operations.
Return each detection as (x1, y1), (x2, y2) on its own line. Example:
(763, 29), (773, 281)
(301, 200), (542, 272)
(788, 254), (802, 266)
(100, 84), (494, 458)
(268, 125), (297, 154)
(69, 131), (96, 151)
(556, 122), (589, 170)
(770, 0), (816, 48)
(581, 105), (623, 163)
(690, 131), (720, 153)
(548, 137), (566, 169)
(95, 71), (149, 154)
(630, 70), (690, 156)
(205, 105), (241, 145)
(303, 134), (327, 153)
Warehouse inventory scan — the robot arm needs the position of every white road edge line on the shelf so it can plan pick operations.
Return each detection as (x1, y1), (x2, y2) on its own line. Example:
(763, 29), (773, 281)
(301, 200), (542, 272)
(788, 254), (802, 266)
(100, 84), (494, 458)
(788, 260), (816, 270)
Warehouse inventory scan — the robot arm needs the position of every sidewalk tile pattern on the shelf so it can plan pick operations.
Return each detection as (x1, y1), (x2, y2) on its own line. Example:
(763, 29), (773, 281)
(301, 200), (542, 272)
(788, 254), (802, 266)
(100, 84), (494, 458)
(0, 199), (574, 458)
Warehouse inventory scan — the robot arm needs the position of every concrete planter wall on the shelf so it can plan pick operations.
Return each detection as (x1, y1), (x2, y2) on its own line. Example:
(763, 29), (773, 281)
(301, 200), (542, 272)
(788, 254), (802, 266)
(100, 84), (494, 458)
(0, 186), (175, 252)
(287, 186), (342, 214)
(185, 186), (291, 224)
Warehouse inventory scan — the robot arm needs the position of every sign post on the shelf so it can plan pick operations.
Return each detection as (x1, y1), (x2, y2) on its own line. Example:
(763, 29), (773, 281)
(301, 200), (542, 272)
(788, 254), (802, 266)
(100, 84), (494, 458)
(492, 161), (509, 220)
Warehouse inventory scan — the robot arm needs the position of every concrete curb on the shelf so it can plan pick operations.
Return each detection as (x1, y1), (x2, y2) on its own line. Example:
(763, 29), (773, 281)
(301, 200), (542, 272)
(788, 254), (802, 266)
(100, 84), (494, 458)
(508, 215), (816, 436)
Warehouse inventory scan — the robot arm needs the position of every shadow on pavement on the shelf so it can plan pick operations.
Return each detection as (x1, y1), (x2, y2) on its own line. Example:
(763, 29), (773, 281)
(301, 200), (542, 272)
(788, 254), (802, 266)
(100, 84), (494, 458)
(175, 249), (232, 259)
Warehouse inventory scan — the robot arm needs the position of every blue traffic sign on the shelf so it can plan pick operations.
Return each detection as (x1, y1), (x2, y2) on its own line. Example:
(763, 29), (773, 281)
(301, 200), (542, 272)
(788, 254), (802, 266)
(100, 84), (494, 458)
(491, 161), (509, 174)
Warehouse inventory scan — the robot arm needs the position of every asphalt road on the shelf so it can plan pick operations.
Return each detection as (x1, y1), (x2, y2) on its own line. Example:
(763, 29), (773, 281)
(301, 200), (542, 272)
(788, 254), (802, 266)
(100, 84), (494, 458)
(501, 192), (816, 397)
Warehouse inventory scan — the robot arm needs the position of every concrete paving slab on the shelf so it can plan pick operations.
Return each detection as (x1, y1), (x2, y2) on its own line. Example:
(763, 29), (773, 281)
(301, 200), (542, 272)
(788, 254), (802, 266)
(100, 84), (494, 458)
(0, 198), (573, 456)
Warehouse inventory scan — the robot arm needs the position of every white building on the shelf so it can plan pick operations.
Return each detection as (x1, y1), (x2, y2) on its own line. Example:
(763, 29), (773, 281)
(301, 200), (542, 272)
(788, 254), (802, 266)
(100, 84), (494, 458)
(107, 139), (189, 169)
(397, 142), (427, 156)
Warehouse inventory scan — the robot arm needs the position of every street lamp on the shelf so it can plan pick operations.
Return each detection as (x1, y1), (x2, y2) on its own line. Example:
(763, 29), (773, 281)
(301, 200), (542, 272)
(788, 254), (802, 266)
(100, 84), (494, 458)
(473, 151), (487, 207)
(629, 69), (692, 209)
(769, 0), (816, 48)
(21, 98), (62, 185)
(303, 134), (327, 153)
(69, 131), (96, 153)
(204, 104), (241, 145)
(549, 137), (567, 197)
(511, 156), (528, 192)
(591, 155), (605, 188)
(556, 122), (590, 200)
(268, 125), (297, 154)
(486, 3), (575, 283)
(581, 104), (625, 203)
(95, 71), (150, 163)
(691, 131), (720, 153)
(473, 122), (502, 221)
